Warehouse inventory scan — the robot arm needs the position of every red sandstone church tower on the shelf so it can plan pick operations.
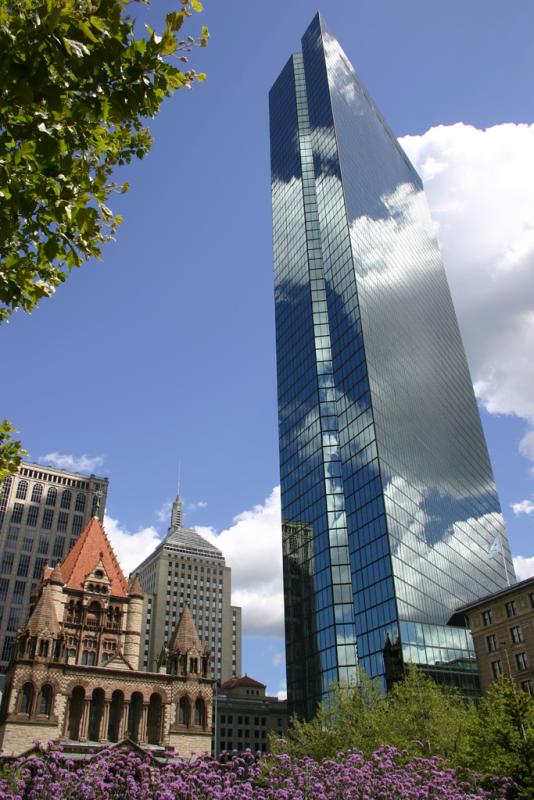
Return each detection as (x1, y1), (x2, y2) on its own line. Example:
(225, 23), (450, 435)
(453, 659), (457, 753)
(0, 515), (212, 756)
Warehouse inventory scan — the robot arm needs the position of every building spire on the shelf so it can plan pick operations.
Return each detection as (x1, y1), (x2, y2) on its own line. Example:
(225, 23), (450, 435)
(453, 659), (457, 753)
(170, 494), (183, 530)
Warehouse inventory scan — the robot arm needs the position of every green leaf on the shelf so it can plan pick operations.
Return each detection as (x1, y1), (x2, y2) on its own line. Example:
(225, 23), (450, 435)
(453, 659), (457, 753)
(166, 11), (185, 32)
(63, 37), (90, 58)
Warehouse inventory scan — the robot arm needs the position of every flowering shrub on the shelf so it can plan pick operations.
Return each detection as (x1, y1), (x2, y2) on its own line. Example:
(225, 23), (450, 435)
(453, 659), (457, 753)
(0, 743), (513, 800)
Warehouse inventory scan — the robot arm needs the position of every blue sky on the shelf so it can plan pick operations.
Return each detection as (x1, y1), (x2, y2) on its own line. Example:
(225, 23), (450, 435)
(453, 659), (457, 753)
(2, 1), (534, 697)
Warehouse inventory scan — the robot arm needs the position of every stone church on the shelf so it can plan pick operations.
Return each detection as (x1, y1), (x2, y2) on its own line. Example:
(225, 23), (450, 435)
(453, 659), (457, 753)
(0, 516), (213, 756)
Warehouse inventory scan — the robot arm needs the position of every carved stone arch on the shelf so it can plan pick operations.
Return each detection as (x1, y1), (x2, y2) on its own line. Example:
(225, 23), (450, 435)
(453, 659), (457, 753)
(65, 678), (92, 697)
(153, 685), (170, 705)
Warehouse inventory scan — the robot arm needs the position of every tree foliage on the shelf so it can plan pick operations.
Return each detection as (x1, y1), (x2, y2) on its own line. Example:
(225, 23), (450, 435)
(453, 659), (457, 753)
(0, 419), (27, 484)
(473, 676), (534, 797)
(276, 669), (534, 794)
(274, 669), (476, 768)
(0, 0), (208, 322)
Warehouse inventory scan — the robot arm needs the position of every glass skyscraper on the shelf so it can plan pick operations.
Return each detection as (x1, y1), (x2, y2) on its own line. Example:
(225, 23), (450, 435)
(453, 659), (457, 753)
(270, 14), (514, 719)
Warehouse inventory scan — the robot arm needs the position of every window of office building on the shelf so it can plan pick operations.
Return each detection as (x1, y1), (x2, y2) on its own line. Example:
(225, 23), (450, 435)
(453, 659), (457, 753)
(521, 680), (534, 696)
(13, 580), (25, 604)
(516, 652), (529, 671)
(15, 480), (28, 500)
(1, 552), (14, 574)
(491, 660), (504, 678)
(38, 535), (49, 555)
(45, 487), (57, 506)
(511, 626), (523, 644)
(7, 608), (20, 631)
(6, 526), (19, 548)
(1, 637), (14, 662)
(506, 601), (517, 618)
(75, 493), (86, 513)
(72, 515), (84, 537)
(482, 609), (493, 626)
(52, 537), (65, 559)
(33, 557), (47, 580)
(31, 484), (43, 503)
(11, 503), (24, 524)
(57, 512), (69, 533)
(60, 489), (72, 510)
(42, 508), (54, 530)
(17, 554), (30, 577)
(26, 505), (39, 527)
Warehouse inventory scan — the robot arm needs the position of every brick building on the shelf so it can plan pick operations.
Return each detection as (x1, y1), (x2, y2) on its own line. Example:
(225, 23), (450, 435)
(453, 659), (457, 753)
(215, 675), (288, 754)
(456, 575), (534, 695)
(0, 516), (213, 756)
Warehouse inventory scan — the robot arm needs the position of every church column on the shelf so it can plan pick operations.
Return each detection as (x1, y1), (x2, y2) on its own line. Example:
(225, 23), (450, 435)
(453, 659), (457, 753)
(119, 701), (130, 740)
(62, 697), (71, 738)
(138, 703), (149, 744)
(79, 699), (91, 741)
(99, 700), (111, 742)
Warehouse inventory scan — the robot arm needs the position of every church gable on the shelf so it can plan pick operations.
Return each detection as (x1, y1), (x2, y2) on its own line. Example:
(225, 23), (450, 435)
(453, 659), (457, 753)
(60, 518), (129, 597)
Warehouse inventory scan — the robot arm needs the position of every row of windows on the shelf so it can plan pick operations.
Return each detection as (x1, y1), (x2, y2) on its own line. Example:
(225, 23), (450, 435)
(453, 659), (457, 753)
(4, 528), (68, 558)
(482, 595), (534, 626)
(14, 481), (88, 510)
(9, 504), (84, 534)
(491, 651), (530, 676)
(486, 626), (525, 651)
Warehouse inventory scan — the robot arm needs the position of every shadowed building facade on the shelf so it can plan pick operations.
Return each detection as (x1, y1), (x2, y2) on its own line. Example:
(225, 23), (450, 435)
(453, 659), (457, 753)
(0, 516), (212, 757)
(270, 14), (514, 718)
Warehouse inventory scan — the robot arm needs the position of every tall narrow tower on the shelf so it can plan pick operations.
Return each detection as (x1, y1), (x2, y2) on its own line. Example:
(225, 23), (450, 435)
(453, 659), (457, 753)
(132, 494), (242, 684)
(270, 13), (514, 719)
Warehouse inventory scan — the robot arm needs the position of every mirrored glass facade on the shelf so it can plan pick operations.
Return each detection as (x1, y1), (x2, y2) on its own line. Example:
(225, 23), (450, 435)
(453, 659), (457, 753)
(270, 14), (514, 719)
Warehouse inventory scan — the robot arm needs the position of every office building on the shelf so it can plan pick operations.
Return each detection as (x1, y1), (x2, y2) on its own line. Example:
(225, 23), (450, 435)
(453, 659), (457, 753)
(457, 576), (534, 695)
(0, 515), (212, 757)
(0, 461), (108, 672)
(270, 14), (514, 717)
(133, 494), (241, 683)
(216, 676), (288, 754)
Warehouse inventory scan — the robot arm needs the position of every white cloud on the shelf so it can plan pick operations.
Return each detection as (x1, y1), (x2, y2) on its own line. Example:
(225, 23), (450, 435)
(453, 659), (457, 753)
(104, 514), (161, 577)
(400, 123), (534, 463)
(38, 452), (105, 473)
(155, 500), (172, 524)
(272, 650), (284, 668)
(195, 487), (283, 637)
(188, 500), (208, 511)
(512, 499), (534, 516)
(519, 431), (534, 461)
(513, 556), (534, 581)
(277, 679), (287, 702)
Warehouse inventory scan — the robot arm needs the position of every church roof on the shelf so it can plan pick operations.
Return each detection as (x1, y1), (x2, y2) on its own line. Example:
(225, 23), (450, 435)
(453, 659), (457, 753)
(60, 517), (129, 597)
(169, 606), (204, 653)
(26, 588), (60, 637)
(164, 525), (223, 559)
(220, 675), (266, 691)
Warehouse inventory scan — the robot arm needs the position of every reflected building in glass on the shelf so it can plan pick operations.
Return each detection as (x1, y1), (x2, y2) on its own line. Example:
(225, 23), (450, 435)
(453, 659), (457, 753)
(270, 13), (515, 719)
